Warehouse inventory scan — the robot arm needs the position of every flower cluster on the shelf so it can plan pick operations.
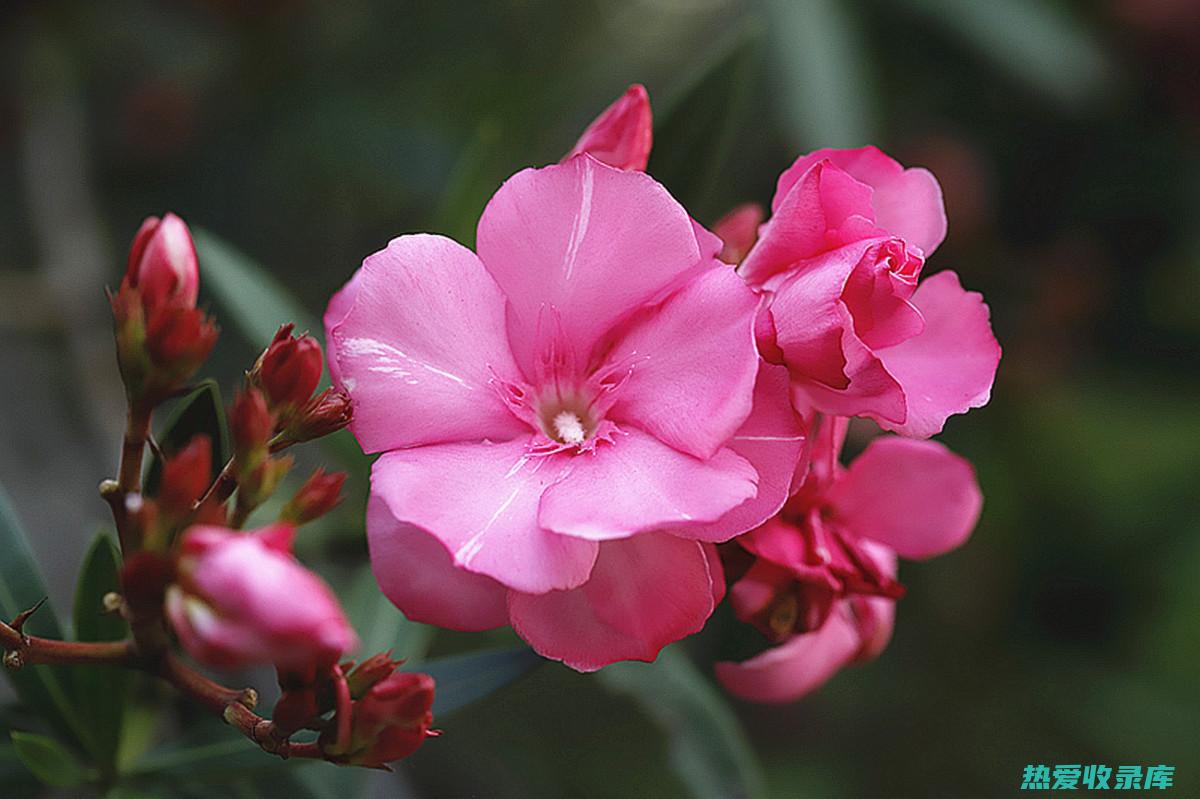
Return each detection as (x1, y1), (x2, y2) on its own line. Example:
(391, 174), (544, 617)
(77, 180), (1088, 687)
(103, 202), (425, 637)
(327, 85), (999, 698)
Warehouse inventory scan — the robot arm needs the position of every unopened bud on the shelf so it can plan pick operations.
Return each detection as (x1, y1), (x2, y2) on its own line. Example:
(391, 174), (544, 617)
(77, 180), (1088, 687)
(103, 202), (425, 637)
(257, 324), (323, 409)
(230, 389), (274, 466)
(345, 651), (403, 699)
(145, 306), (218, 371)
(281, 388), (352, 445)
(159, 435), (212, 517)
(281, 469), (346, 525)
(125, 213), (199, 315)
(321, 671), (436, 766)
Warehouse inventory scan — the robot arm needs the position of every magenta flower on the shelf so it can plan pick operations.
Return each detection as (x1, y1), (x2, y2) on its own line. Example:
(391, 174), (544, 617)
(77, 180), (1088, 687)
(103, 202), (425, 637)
(564, 84), (653, 172)
(326, 155), (805, 670)
(738, 147), (1001, 438)
(715, 418), (982, 702)
(165, 523), (358, 671)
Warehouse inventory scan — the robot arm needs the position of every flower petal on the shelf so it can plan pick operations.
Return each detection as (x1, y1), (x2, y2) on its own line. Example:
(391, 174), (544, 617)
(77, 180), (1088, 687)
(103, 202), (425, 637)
(508, 533), (714, 671)
(322, 269), (362, 384)
(876, 270), (1001, 438)
(606, 265), (759, 460)
(538, 427), (757, 541)
(330, 234), (527, 452)
(367, 494), (509, 631)
(713, 203), (764, 265)
(714, 605), (861, 703)
(670, 363), (806, 542)
(564, 84), (653, 172)
(827, 436), (982, 560)
(370, 439), (598, 594)
(476, 156), (709, 371)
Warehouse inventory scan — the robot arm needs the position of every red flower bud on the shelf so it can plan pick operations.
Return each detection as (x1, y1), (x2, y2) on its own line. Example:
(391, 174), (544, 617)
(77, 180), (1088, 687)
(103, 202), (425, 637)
(159, 435), (212, 517)
(331, 672), (435, 766)
(281, 468), (345, 525)
(345, 651), (404, 699)
(125, 213), (199, 314)
(230, 389), (274, 462)
(281, 388), (352, 445)
(145, 306), (218, 370)
(259, 324), (323, 408)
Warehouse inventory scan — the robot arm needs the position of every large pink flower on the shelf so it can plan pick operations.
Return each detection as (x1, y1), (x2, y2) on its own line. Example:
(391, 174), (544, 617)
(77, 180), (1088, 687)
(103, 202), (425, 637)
(327, 156), (805, 670)
(715, 416), (982, 702)
(737, 148), (1001, 438)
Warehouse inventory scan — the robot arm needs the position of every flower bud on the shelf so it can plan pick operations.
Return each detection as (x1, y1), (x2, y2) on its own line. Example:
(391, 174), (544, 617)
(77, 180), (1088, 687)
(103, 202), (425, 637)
(258, 324), (323, 409)
(324, 671), (435, 766)
(145, 306), (219, 372)
(165, 523), (358, 671)
(345, 651), (404, 699)
(158, 435), (212, 518)
(565, 84), (653, 172)
(280, 388), (352, 445)
(125, 213), (199, 314)
(281, 469), (345, 525)
(230, 389), (274, 464)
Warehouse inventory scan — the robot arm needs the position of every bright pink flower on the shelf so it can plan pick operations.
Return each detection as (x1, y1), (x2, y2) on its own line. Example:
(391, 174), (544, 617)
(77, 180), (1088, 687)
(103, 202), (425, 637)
(166, 524), (358, 670)
(739, 148), (1000, 438)
(564, 84), (653, 172)
(328, 156), (805, 670)
(716, 417), (982, 702)
(125, 213), (199, 314)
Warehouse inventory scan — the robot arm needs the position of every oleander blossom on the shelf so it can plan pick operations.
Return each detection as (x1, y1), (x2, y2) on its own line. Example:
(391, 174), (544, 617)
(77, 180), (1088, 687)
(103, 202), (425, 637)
(326, 155), (805, 670)
(715, 417), (982, 702)
(738, 147), (1002, 438)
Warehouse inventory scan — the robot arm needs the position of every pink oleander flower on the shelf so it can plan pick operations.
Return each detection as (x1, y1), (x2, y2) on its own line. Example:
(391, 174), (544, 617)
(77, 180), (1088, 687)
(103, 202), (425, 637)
(715, 417), (982, 702)
(325, 155), (806, 670)
(165, 523), (358, 670)
(564, 84), (653, 172)
(124, 213), (199, 315)
(738, 147), (1001, 438)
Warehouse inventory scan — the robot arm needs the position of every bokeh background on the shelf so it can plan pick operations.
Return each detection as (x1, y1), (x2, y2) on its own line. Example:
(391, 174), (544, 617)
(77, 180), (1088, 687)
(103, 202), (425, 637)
(2, 0), (1199, 797)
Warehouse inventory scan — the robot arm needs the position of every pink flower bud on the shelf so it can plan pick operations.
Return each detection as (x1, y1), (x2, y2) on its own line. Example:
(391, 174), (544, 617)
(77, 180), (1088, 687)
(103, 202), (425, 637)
(281, 468), (345, 525)
(259, 324), (324, 408)
(229, 389), (274, 462)
(144, 306), (218, 371)
(344, 672), (435, 766)
(126, 213), (199, 314)
(564, 84), (653, 172)
(166, 523), (358, 671)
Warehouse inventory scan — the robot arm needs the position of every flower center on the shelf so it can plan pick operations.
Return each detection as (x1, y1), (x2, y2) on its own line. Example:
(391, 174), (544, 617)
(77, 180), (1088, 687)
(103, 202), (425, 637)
(537, 396), (597, 446)
(551, 410), (587, 445)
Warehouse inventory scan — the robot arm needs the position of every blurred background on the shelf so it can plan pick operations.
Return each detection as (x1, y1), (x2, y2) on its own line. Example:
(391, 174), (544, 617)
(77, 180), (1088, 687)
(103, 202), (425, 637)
(2, 0), (1199, 797)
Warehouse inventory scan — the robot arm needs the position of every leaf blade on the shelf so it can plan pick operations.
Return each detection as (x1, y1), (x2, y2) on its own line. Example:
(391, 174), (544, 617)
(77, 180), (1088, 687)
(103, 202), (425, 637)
(424, 646), (544, 717)
(10, 730), (87, 788)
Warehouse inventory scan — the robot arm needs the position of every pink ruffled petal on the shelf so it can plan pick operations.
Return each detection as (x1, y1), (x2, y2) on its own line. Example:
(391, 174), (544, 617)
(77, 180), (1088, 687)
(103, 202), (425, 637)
(367, 494), (509, 631)
(476, 157), (707, 372)
(774, 146), (947, 256)
(851, 542), (898, 661)
(606, 265), (759, 460)
(713, 203), (764, 265)
(370, 438), (598, 594)
(538, 427), (758, 541)
(670, 364), (806, 543)
(508, 533), (715, 671)
(564, 84), (653, 172)
(715, 605), (861, 703)
(876, 270), (1001, 438)
(828, 436), (982, 560)
(330, 234), (527, 453)
(322, 269), (362, 384)
(741, 160), (875, 286)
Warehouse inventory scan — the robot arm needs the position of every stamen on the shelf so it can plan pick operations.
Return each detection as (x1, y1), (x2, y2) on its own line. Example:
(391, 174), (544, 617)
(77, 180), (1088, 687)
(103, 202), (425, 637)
(552, 411), (587, 445)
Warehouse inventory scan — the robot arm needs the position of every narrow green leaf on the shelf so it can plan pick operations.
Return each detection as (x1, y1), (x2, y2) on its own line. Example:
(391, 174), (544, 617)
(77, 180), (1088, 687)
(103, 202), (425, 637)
(599, 646), (765, 799)
(763, 0), (875, 148)
(10, 730), (87, 788)
(127, 737), (263, 779)
(425, 646), (544, 717)
(0, 484), (88, 749)
(432, 119), (504, 249)
(192, 227), (320, 349)
(72, 531), (128, 769)
(345, 567), (434, 666)
(144, 379), (229, 495)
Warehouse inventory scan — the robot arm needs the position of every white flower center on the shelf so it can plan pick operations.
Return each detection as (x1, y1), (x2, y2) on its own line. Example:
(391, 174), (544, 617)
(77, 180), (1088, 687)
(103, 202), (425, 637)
(552, 410), (587, 446)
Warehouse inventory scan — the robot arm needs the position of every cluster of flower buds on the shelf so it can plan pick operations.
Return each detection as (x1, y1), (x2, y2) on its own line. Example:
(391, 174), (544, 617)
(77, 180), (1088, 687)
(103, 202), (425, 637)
(98, 214), (435, 767)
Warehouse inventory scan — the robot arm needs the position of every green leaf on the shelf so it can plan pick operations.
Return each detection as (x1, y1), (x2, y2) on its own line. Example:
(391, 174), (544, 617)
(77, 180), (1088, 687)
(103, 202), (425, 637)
(763, 0), (875, 148)
(425, 646), (544, 717)
(193, 227), (320, 349)
(127, 737), (265, 781)
(899, 0), (1117, 107)
(345, 567), (434, 666)
(599, 646), (765, 799)
(0, 484), (89, 749)
(144, 379), (229, 495)
(432, 119), (504, 249)
(72, 531), (128, 770)
(10, 730), (87, 788)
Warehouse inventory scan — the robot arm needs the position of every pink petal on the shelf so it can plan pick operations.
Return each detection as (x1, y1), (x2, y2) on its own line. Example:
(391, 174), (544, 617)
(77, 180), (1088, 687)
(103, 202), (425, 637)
(775, 147), (947, 256)
(702, 542), (727, 606)
(367, 494), (509, 631)
(714, 605), (861, 703)
(508, 533), (715, 671)
(476, 157), (715, 372)
(713, 203), (764, 265)
(564, 84), (653, 172)
(330, 234), (527, 452)
(876, 270), (1001, 438)
(538, 427), (758, 541)
(670, 363), (806, 543)
(849, 540), (898, 661)
(322, 269), (363, 384)
(741, 160), (875, 286)
(827, 436), (982, 560)
(370, 438), (598, 594)
(606, 265), (759, 460)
